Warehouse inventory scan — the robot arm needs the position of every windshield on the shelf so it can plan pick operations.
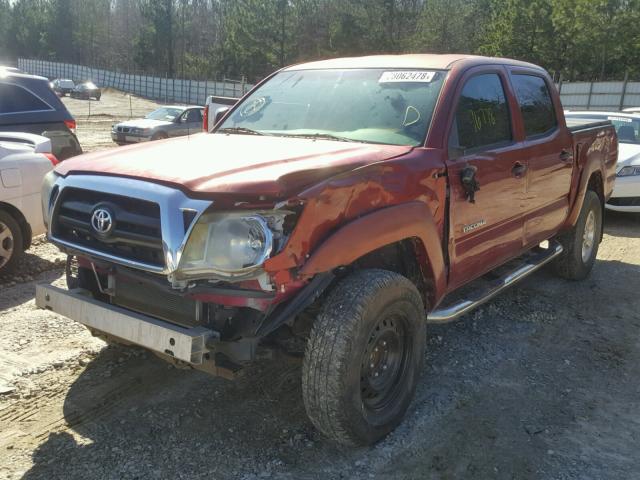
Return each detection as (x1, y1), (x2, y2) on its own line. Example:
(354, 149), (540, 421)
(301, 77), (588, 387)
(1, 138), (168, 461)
(146, 107), (183, 121)
(566, 114), (640, 144)
(218, 68), (447, 146)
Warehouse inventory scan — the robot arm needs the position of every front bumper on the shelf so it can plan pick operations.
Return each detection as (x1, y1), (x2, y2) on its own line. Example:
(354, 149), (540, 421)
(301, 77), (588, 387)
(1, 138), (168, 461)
(605, 175), (640, 212)
(36, 284), (218, 364)
(111, 132), (150, 144)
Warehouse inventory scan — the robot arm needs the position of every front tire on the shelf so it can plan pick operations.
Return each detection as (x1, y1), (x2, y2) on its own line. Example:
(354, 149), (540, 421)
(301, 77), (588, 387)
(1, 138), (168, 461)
(553, 190), (602, 280)
(0, 210), (24, 276)
(151, 132), (168, 141)
(302, 269), (426, 446)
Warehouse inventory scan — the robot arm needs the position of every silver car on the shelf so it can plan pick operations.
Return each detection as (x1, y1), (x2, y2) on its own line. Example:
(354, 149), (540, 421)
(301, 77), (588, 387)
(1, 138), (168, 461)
(111, 106), (203, 145)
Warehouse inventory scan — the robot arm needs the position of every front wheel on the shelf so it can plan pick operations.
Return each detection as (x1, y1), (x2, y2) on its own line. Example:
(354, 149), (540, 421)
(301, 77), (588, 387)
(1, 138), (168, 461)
(302, 269), (426, 446)
(552, 190), (602, 280)
(0, 210), (24, 276)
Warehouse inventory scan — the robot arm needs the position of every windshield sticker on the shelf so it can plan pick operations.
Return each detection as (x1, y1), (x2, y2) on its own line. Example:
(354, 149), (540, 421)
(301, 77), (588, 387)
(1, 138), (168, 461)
(379, 71), (436, 83)
(608, 116), (632, 123)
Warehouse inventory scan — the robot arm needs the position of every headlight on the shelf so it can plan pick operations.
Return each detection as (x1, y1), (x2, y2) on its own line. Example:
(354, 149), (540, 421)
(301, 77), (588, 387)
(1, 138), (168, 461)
(617, 166), (640, 177)
(41, 170), (60, 228)
(177, 212), (274, 279)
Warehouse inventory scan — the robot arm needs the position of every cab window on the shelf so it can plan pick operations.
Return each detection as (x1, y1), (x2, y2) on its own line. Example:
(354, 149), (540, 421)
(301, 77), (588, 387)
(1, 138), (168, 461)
(449, 73), (512, 154)
(511, 74), (557, 138)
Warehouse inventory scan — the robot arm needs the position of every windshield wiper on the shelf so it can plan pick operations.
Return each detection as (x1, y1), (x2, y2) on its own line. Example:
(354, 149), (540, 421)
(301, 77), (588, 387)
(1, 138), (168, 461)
(217, 127), (269, 136)
(280, 132), (361, 143)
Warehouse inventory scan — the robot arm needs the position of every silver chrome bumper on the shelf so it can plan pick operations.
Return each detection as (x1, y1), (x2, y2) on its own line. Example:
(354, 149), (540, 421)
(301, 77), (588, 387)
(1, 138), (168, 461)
(35, 284), (217, 364)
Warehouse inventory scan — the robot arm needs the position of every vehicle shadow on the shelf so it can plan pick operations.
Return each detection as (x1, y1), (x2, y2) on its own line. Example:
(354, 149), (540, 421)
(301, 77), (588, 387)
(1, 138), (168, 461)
(0, 268), (63, 310)
(21, 258), (640, 479)
(21, 344), (336, 479)
(604, 210), (640, 238)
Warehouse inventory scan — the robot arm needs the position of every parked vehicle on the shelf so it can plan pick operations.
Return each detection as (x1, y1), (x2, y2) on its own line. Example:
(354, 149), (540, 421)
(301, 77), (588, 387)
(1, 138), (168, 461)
(111, 106), (203, 145)
(0, 132), (57, 274)
(51, 79), (75, 96)
(0, 66), (24, 74)
(38, 54), (617, 446)
(70, 81), (101, 101)
(203, 95), (238, 132)
(0, 71), (82, 160)
(566, 111), (639, 212)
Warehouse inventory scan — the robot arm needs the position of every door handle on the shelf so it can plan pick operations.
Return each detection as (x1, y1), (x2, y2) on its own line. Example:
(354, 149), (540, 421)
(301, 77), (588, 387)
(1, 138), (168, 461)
(559, 149), (573, 162)
(512, 162), (527, 178)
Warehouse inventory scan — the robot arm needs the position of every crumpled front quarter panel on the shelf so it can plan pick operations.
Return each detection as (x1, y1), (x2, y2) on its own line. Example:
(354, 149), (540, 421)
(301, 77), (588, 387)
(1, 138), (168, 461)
(265, 148), (448, 300)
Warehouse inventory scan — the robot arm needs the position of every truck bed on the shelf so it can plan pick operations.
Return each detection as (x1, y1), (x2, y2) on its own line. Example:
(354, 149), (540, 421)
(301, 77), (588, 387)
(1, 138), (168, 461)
(566, 118), (612, 133)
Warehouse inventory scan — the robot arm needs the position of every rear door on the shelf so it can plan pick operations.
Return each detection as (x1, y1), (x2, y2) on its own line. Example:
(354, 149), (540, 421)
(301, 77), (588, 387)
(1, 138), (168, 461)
(446, 68), (526, 289)
(508, 71), (573, 246)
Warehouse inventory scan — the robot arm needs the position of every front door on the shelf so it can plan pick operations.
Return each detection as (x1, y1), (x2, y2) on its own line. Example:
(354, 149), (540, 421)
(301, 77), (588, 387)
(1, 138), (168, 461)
(446, 70), (526, 290)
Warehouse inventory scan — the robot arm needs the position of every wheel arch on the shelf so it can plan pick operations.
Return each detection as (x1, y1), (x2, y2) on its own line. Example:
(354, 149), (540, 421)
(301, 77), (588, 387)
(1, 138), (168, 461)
(565, 164), (605, 236)
(298, 202), (446, 307)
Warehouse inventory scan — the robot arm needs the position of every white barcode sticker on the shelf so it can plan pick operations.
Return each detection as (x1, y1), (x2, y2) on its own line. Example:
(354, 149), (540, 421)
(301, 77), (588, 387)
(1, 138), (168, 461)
(379, 71), (436, 83)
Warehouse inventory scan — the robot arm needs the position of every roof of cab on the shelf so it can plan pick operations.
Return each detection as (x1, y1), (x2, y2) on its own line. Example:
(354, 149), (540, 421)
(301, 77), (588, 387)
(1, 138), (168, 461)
(284, 54), (544, 72)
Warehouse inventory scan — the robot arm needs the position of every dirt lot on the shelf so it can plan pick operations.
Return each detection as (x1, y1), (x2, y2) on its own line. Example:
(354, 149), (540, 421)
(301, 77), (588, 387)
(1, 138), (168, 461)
(61, 89), (165, 153)
(1, 91), (640, 479)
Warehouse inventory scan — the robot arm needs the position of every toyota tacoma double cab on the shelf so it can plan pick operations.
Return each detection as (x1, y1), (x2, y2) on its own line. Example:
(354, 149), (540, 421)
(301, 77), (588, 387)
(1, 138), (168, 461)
(37, 55), (617, 446)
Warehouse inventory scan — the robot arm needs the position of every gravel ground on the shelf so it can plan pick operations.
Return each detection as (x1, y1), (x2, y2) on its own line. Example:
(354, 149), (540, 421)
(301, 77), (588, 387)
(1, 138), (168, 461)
(1, 91), (639, 479)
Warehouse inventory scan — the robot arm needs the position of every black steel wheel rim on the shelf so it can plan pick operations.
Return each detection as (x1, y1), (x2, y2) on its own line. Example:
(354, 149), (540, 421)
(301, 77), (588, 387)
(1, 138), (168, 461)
(360, 313), (410, 412)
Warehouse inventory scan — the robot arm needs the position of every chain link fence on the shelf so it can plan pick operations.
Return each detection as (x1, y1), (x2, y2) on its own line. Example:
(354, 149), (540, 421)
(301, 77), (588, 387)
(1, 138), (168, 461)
(18, 58), (254, 105)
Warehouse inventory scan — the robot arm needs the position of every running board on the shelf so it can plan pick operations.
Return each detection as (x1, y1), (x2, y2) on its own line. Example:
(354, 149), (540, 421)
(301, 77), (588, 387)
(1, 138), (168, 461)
(427, 241), (563, 324)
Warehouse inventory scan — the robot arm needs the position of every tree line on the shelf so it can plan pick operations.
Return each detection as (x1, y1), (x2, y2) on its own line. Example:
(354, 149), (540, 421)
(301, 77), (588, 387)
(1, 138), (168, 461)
(1, 0), (639, 82)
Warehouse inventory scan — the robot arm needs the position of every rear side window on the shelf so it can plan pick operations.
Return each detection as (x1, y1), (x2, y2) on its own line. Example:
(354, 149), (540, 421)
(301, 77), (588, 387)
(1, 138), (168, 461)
(0, 83), (53, 114)
(450, 73), (512, 152)
(511, 74), (557, 138)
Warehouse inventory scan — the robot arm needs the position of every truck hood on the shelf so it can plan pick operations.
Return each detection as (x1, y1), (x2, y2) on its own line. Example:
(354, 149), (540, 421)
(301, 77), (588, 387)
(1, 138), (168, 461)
(618, 143), (640, 169)
(55, 133), (412, 196)
(116, 118), (173, 129)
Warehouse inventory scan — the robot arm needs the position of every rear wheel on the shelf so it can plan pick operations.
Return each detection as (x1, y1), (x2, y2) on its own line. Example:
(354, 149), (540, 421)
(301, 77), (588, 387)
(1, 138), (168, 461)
(302, 269), (426, 445)
(0, 210), (24, 276)
(552, 190), (602, 280)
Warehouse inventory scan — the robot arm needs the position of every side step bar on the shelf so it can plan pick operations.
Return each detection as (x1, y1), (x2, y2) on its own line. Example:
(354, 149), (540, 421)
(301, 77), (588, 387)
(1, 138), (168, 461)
(427, 241), (563, 324)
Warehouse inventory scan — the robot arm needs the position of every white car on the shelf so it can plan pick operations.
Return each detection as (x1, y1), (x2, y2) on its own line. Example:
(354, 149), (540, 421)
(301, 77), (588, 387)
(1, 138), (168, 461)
(565, 111), (640, 212)
(0, 132), (57, 274)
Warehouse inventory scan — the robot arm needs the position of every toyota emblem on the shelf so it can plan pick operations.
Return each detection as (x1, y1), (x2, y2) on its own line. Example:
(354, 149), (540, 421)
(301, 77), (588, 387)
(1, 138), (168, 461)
(91, 208), (114, 235)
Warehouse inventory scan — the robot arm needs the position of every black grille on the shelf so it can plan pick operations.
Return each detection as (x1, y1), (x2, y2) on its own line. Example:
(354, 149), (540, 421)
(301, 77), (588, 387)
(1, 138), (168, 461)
(607, 197), (640, 207)
(116, 126), (132, 133)
(52, 187), (164, 267)
(113, 276), (200, 327)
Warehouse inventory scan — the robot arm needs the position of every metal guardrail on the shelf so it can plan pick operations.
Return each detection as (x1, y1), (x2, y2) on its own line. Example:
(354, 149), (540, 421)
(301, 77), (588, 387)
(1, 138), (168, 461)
(559, 79), (640, 111)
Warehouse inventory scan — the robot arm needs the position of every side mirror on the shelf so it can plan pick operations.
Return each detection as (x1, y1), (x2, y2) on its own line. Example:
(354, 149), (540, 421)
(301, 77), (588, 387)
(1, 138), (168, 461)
(215, 106), (230, 125)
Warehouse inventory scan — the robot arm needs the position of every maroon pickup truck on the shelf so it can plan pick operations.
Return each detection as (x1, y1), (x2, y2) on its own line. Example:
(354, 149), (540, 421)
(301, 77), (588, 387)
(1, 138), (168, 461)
(38, 54), (617, 446)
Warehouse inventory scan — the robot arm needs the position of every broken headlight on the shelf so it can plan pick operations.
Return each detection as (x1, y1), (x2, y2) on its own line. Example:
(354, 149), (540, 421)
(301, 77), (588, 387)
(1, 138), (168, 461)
(177, 212), (285, 280)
